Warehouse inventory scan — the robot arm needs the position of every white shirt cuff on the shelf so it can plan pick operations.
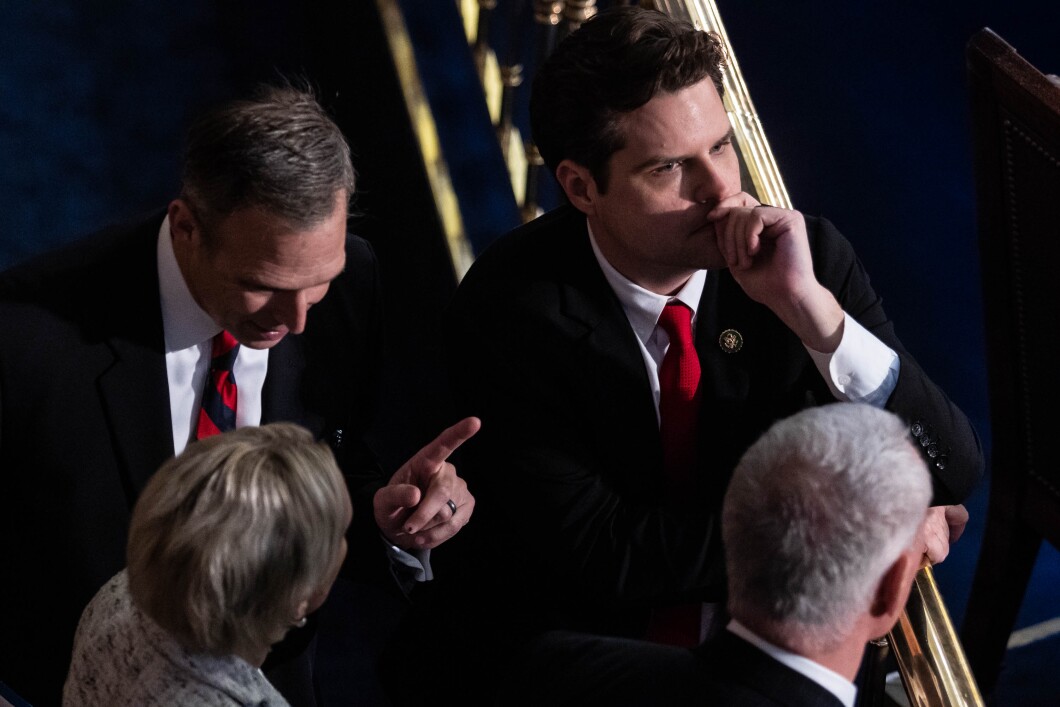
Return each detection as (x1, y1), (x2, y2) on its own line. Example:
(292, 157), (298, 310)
(383, 539), (433, 596)
(805, 313), (900, 407)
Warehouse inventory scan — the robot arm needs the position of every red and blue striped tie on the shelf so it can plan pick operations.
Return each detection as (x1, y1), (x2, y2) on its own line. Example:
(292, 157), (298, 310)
(196, 330), (239, 439)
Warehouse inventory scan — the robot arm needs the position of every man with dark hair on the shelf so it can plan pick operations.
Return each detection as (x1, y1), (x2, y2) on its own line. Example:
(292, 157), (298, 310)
(427, 4), (980, 702)
(507, 404), (936, 707)
(0, 84), (477, 706)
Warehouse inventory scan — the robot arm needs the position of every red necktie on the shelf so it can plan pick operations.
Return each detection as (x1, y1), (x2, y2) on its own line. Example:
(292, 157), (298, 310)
(196, 331), (239, 439)
(657, 301), (701, 501)
(645, 300), (702, 647)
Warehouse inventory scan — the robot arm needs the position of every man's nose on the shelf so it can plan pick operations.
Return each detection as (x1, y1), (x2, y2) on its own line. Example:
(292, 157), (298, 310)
(691, 160), (730, 205)
(273, 290), (310, 334)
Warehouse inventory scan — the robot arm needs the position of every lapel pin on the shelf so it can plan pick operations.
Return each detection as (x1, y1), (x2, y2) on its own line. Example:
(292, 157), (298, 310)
(718, 329), (743, 354)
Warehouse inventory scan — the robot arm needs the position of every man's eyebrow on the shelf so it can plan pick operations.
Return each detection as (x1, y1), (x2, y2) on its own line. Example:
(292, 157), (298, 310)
(631, 153), (686, 172)
(630, 129), (737, 173)
(234, 268), (345, 294)
(234, 275), (270, 291)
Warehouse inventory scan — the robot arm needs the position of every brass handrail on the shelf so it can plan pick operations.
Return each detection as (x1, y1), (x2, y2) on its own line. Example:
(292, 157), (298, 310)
(892, 563), (985, 706)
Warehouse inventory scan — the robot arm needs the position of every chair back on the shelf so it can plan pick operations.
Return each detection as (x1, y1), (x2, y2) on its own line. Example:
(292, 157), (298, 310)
(968, 27), (1060, 534)
(961, 26), (1060, 695)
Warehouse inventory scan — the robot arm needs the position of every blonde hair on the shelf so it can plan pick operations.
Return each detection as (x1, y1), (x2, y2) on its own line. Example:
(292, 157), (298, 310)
(127, 423), (350, 654)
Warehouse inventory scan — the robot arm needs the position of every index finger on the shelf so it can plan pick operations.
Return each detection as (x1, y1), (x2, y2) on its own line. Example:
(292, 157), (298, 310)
(706, 192), (760, 220)
(416, 416), (481, 466)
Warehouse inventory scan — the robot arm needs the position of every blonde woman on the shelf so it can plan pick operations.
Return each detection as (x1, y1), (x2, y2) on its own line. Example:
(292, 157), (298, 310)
(64, 423), (351, 706)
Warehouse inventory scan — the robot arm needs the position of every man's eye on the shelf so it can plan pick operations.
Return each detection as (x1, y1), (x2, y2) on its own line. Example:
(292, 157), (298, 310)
(711, 139), (732, 155)
(652, 161), (681, 175)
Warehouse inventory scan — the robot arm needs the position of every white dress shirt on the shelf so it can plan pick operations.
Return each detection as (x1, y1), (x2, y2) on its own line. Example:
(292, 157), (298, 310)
(157, 217), (270, 455)
(587, 227), (900, 422)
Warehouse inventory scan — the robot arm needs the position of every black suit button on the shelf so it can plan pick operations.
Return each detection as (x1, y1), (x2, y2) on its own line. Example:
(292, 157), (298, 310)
(935, 456), (949, 471)
(911, 421), (924, 438)
(926, 444), (939, 458)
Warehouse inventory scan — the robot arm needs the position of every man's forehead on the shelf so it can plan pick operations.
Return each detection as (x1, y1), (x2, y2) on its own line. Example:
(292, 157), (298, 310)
(206, 204), (346, 274)
(214, 201), (345, 242)
(616, 84), (729, 147)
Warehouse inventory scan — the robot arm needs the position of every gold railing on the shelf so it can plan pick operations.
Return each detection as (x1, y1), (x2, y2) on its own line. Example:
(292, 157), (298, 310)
(377, 0), (475, 279)
(460, 0), (601, 220)
(892, 564), (985, 706)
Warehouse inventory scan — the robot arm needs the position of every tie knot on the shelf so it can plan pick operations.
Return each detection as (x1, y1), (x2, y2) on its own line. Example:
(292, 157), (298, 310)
(658, 301), (694, 344)
(210, 330), (239, 370)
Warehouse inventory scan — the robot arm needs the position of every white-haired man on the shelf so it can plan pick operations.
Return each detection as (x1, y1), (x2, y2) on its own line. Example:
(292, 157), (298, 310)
(505, 402), (938, 706)
(705, 402), (934, 705)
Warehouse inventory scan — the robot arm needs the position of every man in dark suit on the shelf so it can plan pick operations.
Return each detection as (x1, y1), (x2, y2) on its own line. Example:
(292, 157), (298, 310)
(0, 85), (477, 706)
(505, 404), (935, 707)
(423, 6), (980, 702)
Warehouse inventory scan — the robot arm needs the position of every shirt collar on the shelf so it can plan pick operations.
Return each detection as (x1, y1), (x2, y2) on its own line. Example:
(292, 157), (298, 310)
(587, 223), (706, 345)
(157, 216), (222, 353)
(727, 620), (858, 707)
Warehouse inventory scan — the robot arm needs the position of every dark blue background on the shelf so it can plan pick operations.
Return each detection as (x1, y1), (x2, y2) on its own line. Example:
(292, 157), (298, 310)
(1, 1), (1057, 702)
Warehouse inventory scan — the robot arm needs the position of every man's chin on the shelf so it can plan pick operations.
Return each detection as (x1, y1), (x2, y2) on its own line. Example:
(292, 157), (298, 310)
(695, 249), (729, 271)
(688, 227), (726, 270)
(237, 328), (288, 349)
(701, 256), (729, 271)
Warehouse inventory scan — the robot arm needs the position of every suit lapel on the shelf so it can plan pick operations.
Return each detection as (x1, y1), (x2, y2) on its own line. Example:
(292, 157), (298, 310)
(697, 269), (752, 405)
(558, 219), (664, 491)
(696, 269), (778, 486)
(95, 217), (175, 501)
(261, 331), (323, 436)
(98, 336), (173, 499)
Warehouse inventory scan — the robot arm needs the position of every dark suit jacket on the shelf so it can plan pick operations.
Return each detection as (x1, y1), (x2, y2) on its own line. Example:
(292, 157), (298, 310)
(694, 631), (847, 706)
(499, 629), (846, 707)
(0, 214), (386, 706)
(421, 204), (982, 701)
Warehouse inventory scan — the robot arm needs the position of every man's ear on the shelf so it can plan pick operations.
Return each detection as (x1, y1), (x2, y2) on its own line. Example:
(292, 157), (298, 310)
(870, 548), (921, 626)
(294, 597), (311, 623)
(167, 199), (199, 245)
(555, 159), (598, 217)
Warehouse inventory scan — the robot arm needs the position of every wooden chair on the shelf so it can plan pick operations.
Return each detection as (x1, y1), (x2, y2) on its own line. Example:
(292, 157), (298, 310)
(961, 27), (1060, 695)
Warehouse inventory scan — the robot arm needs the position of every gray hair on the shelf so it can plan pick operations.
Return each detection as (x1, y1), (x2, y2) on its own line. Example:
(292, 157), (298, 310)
(181, 83), (356, 230)
(723, 403), (931, 654)
(127, 423), (350, 655)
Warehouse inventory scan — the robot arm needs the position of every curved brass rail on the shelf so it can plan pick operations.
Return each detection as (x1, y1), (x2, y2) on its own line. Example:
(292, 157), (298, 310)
(891, 563), (985, 706)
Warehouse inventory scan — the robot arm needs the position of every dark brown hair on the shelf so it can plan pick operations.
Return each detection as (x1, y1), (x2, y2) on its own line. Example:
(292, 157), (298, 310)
(530, 6), (726, 191)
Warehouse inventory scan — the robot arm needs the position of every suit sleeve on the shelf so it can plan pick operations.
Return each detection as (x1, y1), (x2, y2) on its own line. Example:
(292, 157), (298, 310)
(809, 216), (984, 504)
